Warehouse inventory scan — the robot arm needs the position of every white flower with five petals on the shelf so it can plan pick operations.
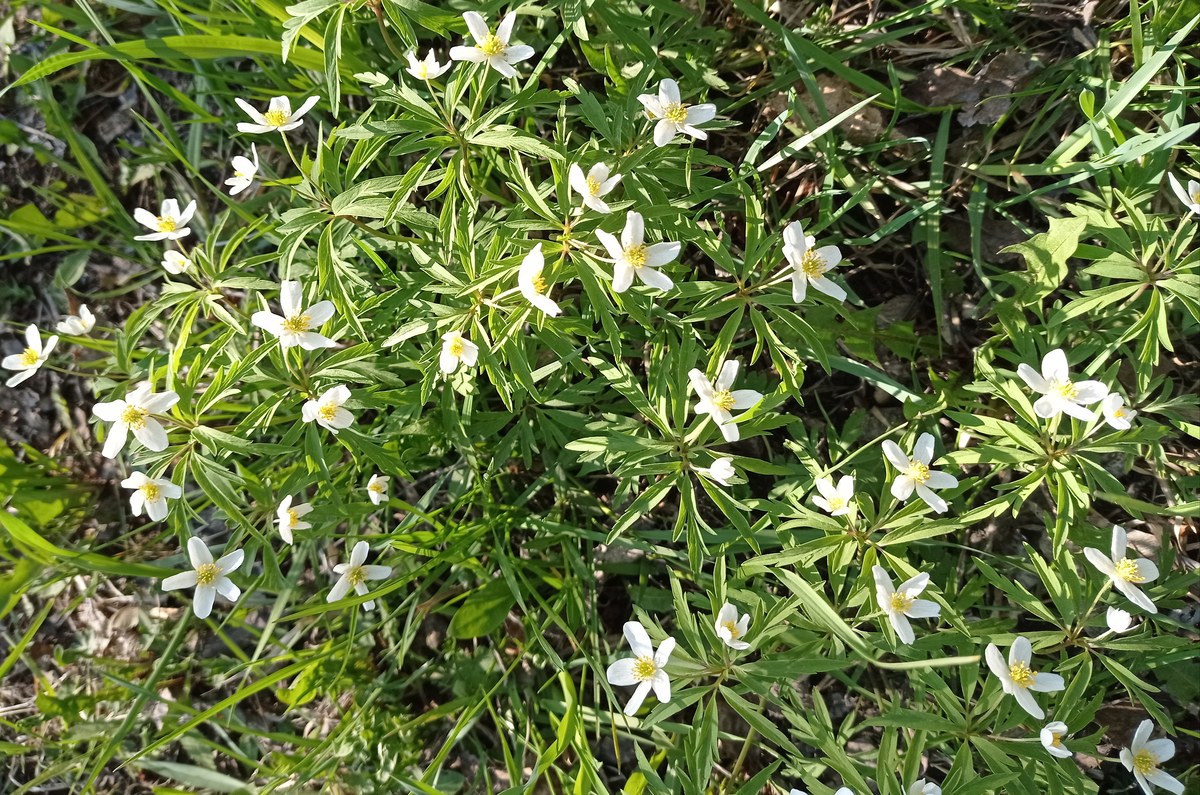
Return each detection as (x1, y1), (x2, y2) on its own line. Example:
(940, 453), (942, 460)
(1017, 349), (1108, 421)
(882, 433), (958, 514)
(873, 566), (940, 645)
(1120, 720), (1183, 795)
(1102, 393), (1137, 430)
(569, 163), (621, 214)
(783, 221), (845, 302)
(704, 457), (737, 487)
(689, 360), (762, 443)
(605, 621), (674, 716)
(1041, 721), (1073, 759)
(406, 49), (453, 80)
(449, 12), (535, 78)
(518, 243), (561, 317)
(236, 95), (319, 134)
(276, 495), (312, 545)
(161, 537), (244, 619)
(251, 280), (337, 350)
(366, 474), (389, 505)
(92, 382), (180, 458)
(162, 251), (191, 275)
(812, 475), (855, 517)
(328, 540), (391, 610)
(596, 211), (680, 293)
(302, 385), (354, 433)
(1167, 173), (1200, 215)
(1106, 606), (1134, 634)
(3, 325), (57, 387)
(440, 331), (480, 374)
(715, 603), (751, 650)
(225, 144), (259, 196)
(1084, 525), (1158, 613)
(120, 472), (181, 522)
(637, 79), (717, 147)
(56, 305), (95, 336)
(134, 198), (195, 242)
(984, 636), (1065, 719)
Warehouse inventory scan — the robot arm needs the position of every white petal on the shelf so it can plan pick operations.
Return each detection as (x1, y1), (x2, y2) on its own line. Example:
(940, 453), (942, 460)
(162, 570), (197, 591)
(606, 658), (638, 686)
(187, 537), (213, 568)
(193, 585), (216, 619)
(1017, 363), (1049, 393)
(882, 440), (910, 470)
(623, 621), (653, 657)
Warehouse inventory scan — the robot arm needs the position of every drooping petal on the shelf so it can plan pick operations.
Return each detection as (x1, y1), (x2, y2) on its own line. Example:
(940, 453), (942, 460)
(568, 164), (589, 196)
(1144, 771), (1185, 795)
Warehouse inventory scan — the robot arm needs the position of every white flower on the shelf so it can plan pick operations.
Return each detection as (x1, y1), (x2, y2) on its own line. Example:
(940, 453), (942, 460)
(56, 305), (95, 336)
(406, 49), (452, 80)
(714, 603), (751, 651)
(3, 325), (57, 387)
(605, 621), (675, 716)
(1120, 720), (1183, 795)
(1106, 606), (1134, 633)
(636, 79), (717, 147)
(1017, 348), (1108, 421)
(569, 162), (622, 214)
(366, 474), (389, 505)
(328, 540), (391, 610)
(984, 636), (1065, 719)
(688, 360), (762, 443)
(596, 211), (680, 293)
(783, 221), (845, 302)
(251, 280), (337, 350)
(812, 475), (855, 517)
(1040, 721), (1073, 759)
(705, 457), (737, 487)
(225, 144), (259, 196)
(1168, 173), (1200, 215)
(872, 566), (940, 645)
(1102, 393), (1137, 430)
(134, 198), (195, 242)
(881, 433), (958, 514)
(302, 385), (354, 433)
(907, 781), (941, 795)
(276, 494), (312, 545)
(161, 537), (244, 619)
(518, 243), (562, 317)
(355, 71), (390, 87)
(92, 382), (180, 458)
(162, 250), (191, 275)
(1084, 525), (1158, 613)
(440, 331), (480, 374)
(120, 472), (181, 522)
(448, 12), (535, 78)
(235, 95), (319, 134)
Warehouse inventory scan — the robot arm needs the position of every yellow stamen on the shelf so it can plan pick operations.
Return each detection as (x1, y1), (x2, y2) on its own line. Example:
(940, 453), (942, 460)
(890, 592), (914, 614)
(416, 63), (429, 79)
(478, 33), (505, 57)
(196, 562), (220, 586)
(447, 336), (465, 357)
(18, 348), (40, 367)
(586, 175), (602, 195)
(1115, 558), (1144, 583)
(800, 249), (827, 278)
(624, 244), (647, 269)
(1191, 189), (1200, 205)
(1050, 732), (1063, 747)
(263, 108), (290, 127)
(662, 102), (689, 124)
(281, 314), (311, 334)
(827, 496), (846, 512)
(721, 620), (740, 640)
(531, 272), (548, 295)
(156, 216), (177, 233)
(286, 509), (300, 527)
(140, 482), (161, 503)
(711, 389), (736, 412)
(1113, 409), (1125, 418)
(1054, 380), (1079, 401)
(120, 405), (149, 430)
(318, 402), (339, 422)
(346, 565), (367, 586)
(368, 481), (385, 494)
(630, 655), (657, 681)
(1133, 750), (1158, 776)
(1009, 661), (1035, 688)
(907, 459), (930, 484)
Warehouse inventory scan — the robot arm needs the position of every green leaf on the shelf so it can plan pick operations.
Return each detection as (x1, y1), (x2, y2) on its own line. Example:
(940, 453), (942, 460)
(448, 578), (516, 639)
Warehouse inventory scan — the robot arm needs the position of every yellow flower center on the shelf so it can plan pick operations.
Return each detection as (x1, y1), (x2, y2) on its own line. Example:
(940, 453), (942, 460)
(263, 108), (290, 127)
(531, 271), (548, 295)
(18, 347), (40, 366)
(1115, 558), (1144, 582)
(281, 314), (311, 334)
(234, 170), (249, 179)
(1009, 661), (1035, 689)
(346, 565), (367, 586)
(890, 592), (915, 614)
(479, 33), (506, 57)
(447, 336), (465, 357)
(1113, 409), (1125, 418)
(662, 102), (689, 124)
(721, 620), (740, 640)
(630, 655), (657, 681)
(624, 244), (647, 268)
(196, 562), (220, 586)
(368, 481), (385, 494)
(1133, 749), (1158, 776)
(157, 216), (177, 233)
(907, 459), (930, 484)
(416, 63), (429, 79)
(120, 404), (149, 429)
(827, 496), (846, 512)
(1050, 732), (1063, 747)
(1191, 189), (1200, 205)
(586, 175), (602, 195)
(711, 389), (736, 412)
(800, 249), (827, 278)
(286, 509), (300, 527)
(140, 482), (161, 503)
(1054, 380), (1079, 401)
(318, 401), (340, 422)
